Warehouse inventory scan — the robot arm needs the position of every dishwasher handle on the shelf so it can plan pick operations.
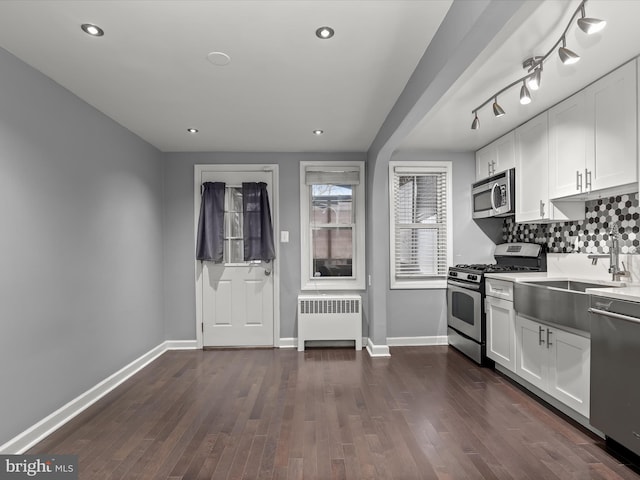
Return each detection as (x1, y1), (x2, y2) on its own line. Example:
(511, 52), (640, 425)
(589, 307), (640, 325)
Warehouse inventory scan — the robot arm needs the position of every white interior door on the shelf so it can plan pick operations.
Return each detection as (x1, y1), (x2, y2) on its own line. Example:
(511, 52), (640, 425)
(195, 166), (278, 347)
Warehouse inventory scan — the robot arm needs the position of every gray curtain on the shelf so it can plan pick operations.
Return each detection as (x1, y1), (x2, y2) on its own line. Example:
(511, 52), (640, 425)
(196, 182), (225, 262)
(243, 182), (275, 262)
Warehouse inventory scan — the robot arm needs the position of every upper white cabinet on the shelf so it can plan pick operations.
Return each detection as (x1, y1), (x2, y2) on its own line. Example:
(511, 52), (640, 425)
(548, 60), (637, 199)
(515, 113), (550, 222)
(475, 131), (515, 180)
(515, 113), (584, 223)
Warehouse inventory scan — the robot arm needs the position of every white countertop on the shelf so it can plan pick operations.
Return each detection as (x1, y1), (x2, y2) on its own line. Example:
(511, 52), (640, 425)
(586, 286), (640, 303)
(484, 271), (640, 302)
(484, 272), (550, 282)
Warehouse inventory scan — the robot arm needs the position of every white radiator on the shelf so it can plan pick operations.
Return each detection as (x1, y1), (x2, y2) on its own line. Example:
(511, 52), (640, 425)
(297, 294), (362, 351)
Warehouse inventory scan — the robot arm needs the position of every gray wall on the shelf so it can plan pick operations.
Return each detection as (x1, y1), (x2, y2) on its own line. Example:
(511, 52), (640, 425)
(0, 48), (165, 446)
(161, 152), (366, 341)
(385, 151), (499, 338)
(365, 0), (526, 345)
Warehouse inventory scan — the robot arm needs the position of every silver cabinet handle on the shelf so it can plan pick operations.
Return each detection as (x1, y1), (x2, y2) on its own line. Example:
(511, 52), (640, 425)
(546, 329), (553, 349)
(539, 200), (545, 218)
(539, 325), (545, 346)
(576, 170), (582, 191)
(488, 162), (492, 176)
(585, 168), (592, 191)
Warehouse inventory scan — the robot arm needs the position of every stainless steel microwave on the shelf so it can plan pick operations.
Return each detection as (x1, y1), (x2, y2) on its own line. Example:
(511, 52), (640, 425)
(472, 168), (515, 219)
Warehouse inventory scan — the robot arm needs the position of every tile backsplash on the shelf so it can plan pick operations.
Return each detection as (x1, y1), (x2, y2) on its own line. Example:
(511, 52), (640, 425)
(503, 192), (639, 254)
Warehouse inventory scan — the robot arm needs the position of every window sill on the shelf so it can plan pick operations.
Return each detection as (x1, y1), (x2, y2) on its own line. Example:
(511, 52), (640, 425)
(390, 279), (447, 290)
(302, 278), (365, 291)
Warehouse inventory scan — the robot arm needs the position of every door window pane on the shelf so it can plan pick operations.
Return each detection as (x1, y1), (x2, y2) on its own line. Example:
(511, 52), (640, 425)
(224, 187), (244, 263)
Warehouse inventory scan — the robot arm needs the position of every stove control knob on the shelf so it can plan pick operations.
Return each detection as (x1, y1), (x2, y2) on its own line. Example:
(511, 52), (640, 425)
(469, 274), (477, 281)
(450, 271), (457, 277)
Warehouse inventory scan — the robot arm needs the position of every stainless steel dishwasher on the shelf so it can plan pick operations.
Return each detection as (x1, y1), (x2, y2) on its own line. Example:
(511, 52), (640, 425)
(589, 295), (640, 457)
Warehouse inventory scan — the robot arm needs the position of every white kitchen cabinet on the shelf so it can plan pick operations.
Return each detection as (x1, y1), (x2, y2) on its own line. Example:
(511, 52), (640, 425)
(515, 314), (590, 417)
(548, 90), (590, 198)
(590, 60), (637, 193)
(475, 131), (515, 180)
(515, 113), (551, 222)
(485, 279), (516, 372)
(515, 112), (584, 223)
(549, 60), (637, 199)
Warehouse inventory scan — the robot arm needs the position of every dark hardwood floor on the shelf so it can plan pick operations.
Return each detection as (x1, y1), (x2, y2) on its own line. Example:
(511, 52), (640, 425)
(29, 346), (640, 479)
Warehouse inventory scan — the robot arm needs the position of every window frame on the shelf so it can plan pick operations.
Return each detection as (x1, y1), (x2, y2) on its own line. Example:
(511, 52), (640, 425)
(388, 161), (452, 290)
(300, 161), (365, 291)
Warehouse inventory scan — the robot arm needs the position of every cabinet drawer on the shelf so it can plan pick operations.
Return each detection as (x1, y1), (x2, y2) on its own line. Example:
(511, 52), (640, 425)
(486, 279), (513, 301)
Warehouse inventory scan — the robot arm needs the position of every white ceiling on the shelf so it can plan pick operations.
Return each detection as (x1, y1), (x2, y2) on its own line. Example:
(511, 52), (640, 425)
(0, 0), (452, 153)
(0, 1), (637, 156)
(398, 0), (640, 154)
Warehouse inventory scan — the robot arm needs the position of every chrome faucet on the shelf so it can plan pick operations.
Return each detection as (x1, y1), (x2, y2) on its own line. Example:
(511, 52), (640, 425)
(608, 226), (630, 281)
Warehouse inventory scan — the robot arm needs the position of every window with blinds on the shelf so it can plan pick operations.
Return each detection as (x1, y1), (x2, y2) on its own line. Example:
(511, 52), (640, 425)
(389, 162), (452, 289)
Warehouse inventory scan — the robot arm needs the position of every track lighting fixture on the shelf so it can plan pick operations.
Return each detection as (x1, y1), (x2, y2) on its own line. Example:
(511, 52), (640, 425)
(469, 0), (604, 129)
(471, 112), (479, 130)
(492, 98), (505, 117)
(558, 36), (580, 65)
(577, 5), (606, 34)
(520, 81), (532, 105)
(527, 66), (542, 91)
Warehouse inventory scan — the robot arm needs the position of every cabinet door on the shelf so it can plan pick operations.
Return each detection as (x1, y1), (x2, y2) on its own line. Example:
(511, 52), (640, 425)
(486, 297), (516, 371)
(588, 60), (637, 192)
(476, 144), (494, 180)
(515, 315), (547, 391)
(547, 328), (590, 418)
(476, 132), (516, 180)
(494, 131), (516, 174)
(548, 91), (590, 199)
(515, 113), (549, 223)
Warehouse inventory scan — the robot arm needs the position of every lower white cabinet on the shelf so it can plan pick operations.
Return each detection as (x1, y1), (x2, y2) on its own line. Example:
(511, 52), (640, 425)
(486, 279), (516, 372)
(515, 314), (590, 417)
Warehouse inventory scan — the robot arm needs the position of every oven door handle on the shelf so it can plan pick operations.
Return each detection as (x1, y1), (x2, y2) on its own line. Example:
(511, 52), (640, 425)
(447, 279), (481, 291)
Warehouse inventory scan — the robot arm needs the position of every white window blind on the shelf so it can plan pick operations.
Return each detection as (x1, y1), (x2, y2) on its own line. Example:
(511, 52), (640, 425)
(391, 165), (449, 282)
(305, 168), (360, 185)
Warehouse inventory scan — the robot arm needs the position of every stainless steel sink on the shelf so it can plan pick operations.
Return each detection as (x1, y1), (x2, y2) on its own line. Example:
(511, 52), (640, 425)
(518, 279), (613, 293)
(514, 279), (624, 332)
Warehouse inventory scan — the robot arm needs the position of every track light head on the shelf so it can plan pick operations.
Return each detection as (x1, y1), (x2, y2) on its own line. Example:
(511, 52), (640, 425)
(558, 37), (580, 65)
(527, 67), (542, 91)
(492, 98), (505, 117)
(471, 113), (479, 130)
(578, 16), (606, 34)
(520, 82), (532, 105)
(578, 5), (606, 34)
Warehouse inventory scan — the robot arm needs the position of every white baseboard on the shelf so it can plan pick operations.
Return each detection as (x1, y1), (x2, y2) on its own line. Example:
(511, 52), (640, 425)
(0, 340), (193, 455)
(280, 337), (369, 350)
(387, 336), (448, 347)
(165, 339), (198, 350)
(279, 338), (296, 348)
(366, 338), (391, 357)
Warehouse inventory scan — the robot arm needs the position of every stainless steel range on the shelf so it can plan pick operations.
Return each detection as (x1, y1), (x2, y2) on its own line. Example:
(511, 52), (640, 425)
(447, 243), (546, 364)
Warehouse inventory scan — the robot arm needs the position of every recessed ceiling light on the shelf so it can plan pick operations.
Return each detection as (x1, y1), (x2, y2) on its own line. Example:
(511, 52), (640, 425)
(315, 26), (334, 39)
(187, 128), (199, 134)
(313, 129), (324, 135)
(81, 23), (104, 37)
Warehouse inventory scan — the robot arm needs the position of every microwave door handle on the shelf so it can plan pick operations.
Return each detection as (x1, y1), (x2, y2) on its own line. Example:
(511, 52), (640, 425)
(490, 183), (499, 211)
